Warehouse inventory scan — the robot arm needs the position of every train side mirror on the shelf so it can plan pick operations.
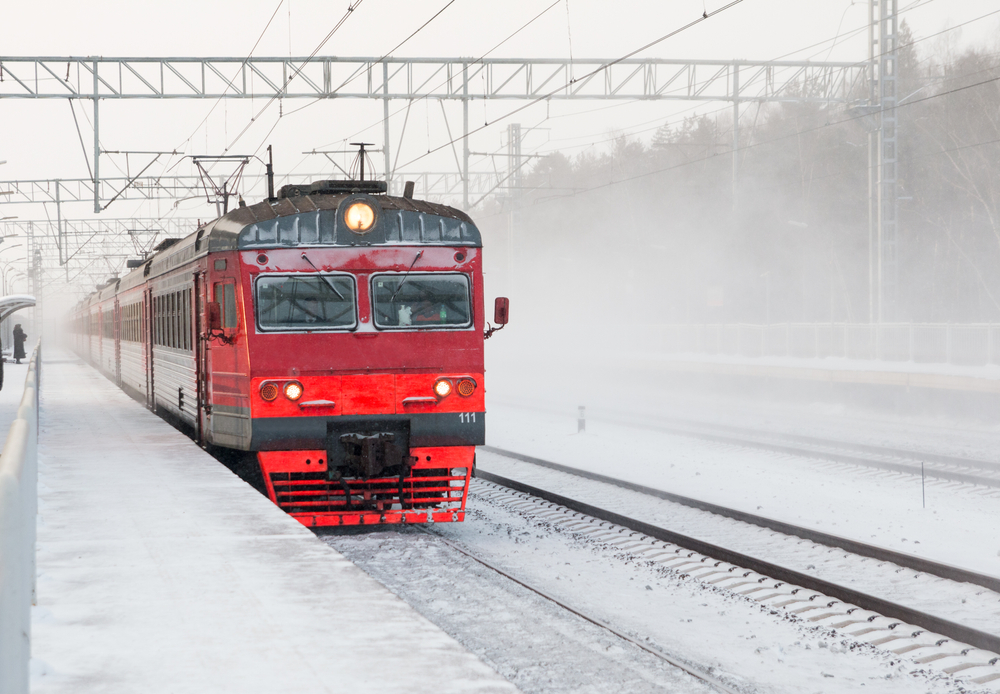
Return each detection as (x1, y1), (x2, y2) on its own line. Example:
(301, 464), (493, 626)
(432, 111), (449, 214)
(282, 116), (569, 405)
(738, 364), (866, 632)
(207, 302), (222, 331)
(494, 297), (510, 325)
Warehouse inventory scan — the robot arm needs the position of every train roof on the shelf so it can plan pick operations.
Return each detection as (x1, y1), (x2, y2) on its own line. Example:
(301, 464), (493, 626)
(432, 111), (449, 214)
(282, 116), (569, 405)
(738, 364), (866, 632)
(100, 189), (481, 297)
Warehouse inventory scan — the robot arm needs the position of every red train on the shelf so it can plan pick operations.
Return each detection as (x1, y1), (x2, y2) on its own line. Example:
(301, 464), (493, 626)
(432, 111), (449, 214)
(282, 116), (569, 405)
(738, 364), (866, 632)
(70, 178), (507, 527)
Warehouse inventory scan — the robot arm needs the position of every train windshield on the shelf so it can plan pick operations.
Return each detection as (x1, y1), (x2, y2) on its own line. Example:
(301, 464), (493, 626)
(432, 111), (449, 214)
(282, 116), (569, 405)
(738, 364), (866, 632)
(371, 273), (472, 329)
(255, 274), (357, 331)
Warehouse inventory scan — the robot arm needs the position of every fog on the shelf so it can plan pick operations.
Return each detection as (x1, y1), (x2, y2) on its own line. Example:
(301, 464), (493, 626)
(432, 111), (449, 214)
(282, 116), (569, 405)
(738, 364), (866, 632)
(4, 1), (1000, 423)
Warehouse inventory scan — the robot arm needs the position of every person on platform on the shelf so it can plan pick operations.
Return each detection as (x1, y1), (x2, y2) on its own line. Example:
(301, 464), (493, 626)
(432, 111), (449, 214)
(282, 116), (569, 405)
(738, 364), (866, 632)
(13, 324), (26, 364)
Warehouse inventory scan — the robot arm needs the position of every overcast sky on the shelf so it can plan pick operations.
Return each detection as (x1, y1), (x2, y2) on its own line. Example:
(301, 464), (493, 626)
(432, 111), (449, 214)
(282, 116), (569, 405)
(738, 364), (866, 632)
(1, 0), (998, 225)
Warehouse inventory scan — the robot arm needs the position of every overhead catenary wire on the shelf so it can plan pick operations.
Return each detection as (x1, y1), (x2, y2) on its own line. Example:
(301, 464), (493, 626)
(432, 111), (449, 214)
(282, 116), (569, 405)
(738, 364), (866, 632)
(49, 0), (1000, 278)
(476, 69), (1000, 221)
(249, 0), (461, 161)
(222, 1), (368, 156)
(392, 0), (748, 173)
(470, 3), (1000, 208)
(286, 0), (565, 180)
(467, 0), (990, 173)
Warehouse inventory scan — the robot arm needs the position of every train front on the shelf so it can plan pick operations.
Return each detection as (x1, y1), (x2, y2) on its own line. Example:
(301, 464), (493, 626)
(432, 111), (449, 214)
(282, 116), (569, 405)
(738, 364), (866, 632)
(220, 182), (488, 527)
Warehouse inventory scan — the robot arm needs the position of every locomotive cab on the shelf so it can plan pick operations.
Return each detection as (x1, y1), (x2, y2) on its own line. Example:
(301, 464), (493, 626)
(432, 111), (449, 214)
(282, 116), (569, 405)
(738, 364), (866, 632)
(212, 180), (488, 526)
(70, 176), (499, 528)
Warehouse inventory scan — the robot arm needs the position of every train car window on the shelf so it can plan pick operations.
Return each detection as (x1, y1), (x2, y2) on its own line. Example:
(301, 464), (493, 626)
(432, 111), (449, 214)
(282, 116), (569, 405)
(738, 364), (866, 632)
(167, 294), (174, 348)
(178, 291), (184, 348)
(254, 274), (356, 331)
(155, 297), (161, 346)
(370, 273), (472, 329)
(183, 289), (191, 351)
(173, 292), (180, 348)
(214, 283), (238, 330)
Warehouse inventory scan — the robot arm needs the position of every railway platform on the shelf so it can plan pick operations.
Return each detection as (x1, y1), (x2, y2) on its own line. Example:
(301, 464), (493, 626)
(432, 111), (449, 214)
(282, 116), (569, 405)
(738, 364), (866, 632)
(0, 361), (32, 433)
(27, 352), (516, 694)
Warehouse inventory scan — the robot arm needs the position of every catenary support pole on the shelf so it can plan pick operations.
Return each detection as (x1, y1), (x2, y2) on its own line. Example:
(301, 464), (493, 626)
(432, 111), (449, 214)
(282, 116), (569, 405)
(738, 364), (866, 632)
(462, 62), (470, 211)
(732, 63), (740, 210)
(383, 62), (391, 194)
(92, 60), (100, 214)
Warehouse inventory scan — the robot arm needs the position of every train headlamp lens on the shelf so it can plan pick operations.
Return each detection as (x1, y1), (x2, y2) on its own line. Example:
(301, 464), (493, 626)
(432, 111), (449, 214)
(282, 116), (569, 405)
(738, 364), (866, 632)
(260, 382), (279, 401)
(344, 201), (376, 233)
(433, 379), (452, 398)
(284, 381), (303, 401)
(456, 378), (476, 397)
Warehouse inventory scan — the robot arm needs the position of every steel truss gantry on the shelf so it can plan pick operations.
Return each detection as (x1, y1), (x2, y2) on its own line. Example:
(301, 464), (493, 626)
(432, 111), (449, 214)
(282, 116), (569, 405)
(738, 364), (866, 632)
(0, 169), (516, 297)
(0, 171), (515, 207)
(0, 55), (871, 212)
(5, 216), (200, 294)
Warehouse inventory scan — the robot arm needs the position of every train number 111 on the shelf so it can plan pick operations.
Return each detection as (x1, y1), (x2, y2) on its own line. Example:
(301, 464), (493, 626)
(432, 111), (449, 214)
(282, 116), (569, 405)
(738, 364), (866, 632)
(459, 412), (477, 424)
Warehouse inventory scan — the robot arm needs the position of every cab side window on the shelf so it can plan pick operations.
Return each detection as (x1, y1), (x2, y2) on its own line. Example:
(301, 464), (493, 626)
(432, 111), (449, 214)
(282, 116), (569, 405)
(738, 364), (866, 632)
(214, 283), (237, 329)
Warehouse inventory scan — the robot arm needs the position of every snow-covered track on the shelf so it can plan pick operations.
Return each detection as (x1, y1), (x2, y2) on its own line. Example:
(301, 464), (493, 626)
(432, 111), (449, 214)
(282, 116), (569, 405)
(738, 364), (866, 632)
(588, 414), (1000, 488)
(473, 466), (1000, 681)
(420, 527), (746, 694)
(481, 445), (1000, 595)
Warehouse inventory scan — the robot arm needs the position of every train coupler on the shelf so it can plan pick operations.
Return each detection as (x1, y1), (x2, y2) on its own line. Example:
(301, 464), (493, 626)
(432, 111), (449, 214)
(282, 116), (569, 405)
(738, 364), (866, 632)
(338, 432), (416, 479)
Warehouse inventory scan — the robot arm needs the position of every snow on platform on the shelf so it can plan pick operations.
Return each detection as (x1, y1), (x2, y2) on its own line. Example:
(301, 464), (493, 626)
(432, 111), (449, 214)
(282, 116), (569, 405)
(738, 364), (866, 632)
(0, 361), (34, 431)
(31, 354), (517, 694)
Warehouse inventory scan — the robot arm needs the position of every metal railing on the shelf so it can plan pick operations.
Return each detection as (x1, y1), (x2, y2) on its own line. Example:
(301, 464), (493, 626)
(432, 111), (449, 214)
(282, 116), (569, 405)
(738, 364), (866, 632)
(0, 343), (41, 694)
(653, 324), (1000, 367)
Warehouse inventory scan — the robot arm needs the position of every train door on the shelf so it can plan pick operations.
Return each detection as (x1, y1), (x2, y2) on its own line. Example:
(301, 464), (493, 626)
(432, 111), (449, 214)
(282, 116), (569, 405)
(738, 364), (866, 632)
(205, 259), (249, 448)
(97, 307), (103, 367)
(144, 287), (155, 409)
(114, 298), (122, 387)
(194, 270), (209, 443)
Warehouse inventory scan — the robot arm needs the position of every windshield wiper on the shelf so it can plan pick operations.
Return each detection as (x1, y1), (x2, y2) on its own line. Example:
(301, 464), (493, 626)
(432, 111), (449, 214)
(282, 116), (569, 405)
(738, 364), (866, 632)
(388, 250), (424, 303)
(300, 252), (346, 301)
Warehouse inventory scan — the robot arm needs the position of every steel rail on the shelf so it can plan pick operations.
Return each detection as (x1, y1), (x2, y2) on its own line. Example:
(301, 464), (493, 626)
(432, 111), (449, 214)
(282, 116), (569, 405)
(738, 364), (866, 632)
(419, 527), (747, 694)
(587, 413), (1000, 488)
(481, 445), (1000, 594)
(621, 413), (1000, 472)
(475, 462), (1000, 655)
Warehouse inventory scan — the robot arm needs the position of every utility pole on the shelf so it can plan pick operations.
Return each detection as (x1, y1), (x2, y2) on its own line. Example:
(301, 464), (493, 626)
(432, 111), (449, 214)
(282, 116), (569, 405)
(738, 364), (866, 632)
(507, 123), (523, 297)
(93, 60), (101, 214)
(462, 62), (470, 211)
(732, 63), (740, 211)
(383, 62), (391, 194)
(869, 0), (899, 323)
(508, 123), (521, 290)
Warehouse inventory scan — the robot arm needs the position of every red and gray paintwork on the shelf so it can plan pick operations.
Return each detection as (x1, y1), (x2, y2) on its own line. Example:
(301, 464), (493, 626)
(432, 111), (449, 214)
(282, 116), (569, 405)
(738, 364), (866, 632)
(71, 186), (487, 527)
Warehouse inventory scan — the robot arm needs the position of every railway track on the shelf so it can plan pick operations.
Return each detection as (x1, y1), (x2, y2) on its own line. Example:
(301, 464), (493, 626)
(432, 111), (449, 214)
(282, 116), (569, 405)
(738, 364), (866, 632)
(474, 449), (1000, 689)
(587, 411), (1000, 488)
(420, 527), (745, 694)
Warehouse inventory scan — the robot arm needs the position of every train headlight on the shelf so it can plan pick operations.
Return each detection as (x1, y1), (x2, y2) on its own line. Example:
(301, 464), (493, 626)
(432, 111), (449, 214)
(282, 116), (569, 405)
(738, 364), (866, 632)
(260, 382), (279, 402)
(433, 378), (452, 399)
(284, 381), (304, 401)
(456, 378), (477, 397)
(344, 201), (376, 233)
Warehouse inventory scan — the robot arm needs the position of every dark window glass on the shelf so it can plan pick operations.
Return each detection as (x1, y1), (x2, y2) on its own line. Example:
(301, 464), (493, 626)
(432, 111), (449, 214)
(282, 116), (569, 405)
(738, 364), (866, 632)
(255, 274), (356, 331)
(223, 285), (236, 329)
(175, 293), (181, 348)
(215, 283), (238, 330)
(183, 290), (191, 350)
(371, 274), (472, 329)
